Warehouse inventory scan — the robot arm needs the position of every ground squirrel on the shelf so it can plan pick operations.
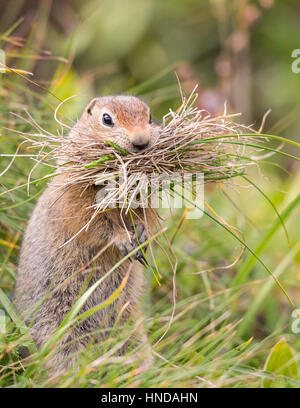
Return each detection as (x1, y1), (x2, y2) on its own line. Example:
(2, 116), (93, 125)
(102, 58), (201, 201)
(15, 95), (158, 373)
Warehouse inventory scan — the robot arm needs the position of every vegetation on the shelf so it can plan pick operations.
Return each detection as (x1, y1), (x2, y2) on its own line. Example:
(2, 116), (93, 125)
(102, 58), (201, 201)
(0, 0), (300, 388)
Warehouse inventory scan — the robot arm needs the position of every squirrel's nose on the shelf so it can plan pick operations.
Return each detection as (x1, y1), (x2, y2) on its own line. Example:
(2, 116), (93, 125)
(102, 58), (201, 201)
(132, 142), (149, 151)
(132, 134), (150, 151)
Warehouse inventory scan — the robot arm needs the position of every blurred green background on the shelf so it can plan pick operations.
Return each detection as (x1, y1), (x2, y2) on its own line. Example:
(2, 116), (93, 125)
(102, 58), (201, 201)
(2, 0), (300, 124)
(1, 0), (300, 387)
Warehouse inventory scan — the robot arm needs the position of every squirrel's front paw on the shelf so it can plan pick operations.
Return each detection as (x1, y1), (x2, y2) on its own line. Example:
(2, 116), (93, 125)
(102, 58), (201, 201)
(116, 224), (148, 265)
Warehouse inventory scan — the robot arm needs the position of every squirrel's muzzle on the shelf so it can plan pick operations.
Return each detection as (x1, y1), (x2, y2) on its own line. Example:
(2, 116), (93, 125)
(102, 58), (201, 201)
(130, 132), (151, 152)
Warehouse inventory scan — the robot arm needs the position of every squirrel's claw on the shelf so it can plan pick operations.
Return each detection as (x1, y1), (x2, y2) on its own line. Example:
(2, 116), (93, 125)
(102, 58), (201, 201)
(118, 244), (129, 257)
(134, 249), (148, 266)
(116, 223), (149, 266)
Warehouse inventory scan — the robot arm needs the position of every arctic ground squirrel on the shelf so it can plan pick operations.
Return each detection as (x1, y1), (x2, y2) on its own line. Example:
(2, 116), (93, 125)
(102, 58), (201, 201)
(15, 95), (158, 373)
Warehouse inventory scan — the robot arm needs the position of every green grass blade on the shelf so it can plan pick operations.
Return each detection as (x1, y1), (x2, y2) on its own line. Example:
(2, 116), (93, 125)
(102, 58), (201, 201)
(232, 193), (300, 287)
(172, 189), (298, 312)
(238, 242), (300, 337)
(242, 175), (290, 245)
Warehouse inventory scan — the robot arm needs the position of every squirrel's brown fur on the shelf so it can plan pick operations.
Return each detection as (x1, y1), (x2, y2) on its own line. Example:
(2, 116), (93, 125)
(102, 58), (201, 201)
(15, 96), (158, 373)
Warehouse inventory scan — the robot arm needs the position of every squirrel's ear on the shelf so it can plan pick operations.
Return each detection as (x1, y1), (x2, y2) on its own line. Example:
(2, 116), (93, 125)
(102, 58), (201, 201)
(86, 98), (97, 116)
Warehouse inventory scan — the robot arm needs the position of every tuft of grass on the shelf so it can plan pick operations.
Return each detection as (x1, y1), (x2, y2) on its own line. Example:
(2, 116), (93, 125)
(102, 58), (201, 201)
(4, 87), (264, 214)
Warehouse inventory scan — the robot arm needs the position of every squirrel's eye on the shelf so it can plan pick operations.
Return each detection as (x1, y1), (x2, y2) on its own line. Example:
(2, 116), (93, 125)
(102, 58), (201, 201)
(149, 114), (152, 124)
(102, 113), (114, 127)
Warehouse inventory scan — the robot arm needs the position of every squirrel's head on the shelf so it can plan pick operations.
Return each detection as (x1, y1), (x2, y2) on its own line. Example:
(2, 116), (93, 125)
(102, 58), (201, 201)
(77, 95), (158, 153)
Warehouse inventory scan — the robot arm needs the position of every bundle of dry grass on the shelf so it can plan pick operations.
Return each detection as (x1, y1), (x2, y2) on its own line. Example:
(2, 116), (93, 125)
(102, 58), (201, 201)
(12, 88), (264, 211)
